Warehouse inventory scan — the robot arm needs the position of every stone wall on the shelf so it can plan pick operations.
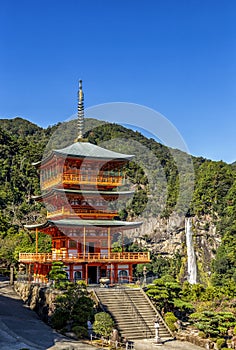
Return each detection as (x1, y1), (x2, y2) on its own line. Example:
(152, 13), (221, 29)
(14, 281), (57, 323)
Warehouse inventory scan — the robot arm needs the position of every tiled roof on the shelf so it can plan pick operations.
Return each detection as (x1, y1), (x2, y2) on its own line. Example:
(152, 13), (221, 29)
(55, 142), (133, 159)
(33, 188), (134, 200)
(33, 142), (133, 165)
(25, 219), (142, 229)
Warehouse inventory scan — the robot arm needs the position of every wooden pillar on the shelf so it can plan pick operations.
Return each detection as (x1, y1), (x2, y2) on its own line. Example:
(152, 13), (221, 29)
(110, 264), (113, 285)
(37, 263), (41, 282)
(97, 265), (100, 283)
(69, 264), (73, 281)
(28, 264), (31, 282)
(122, 231), (124, 253)
(82, 264), (85, 281)
(83, 227), (86, 257)
(114, 264), (118, 284)
(36, 228), (38, 254)
(108, 227), (111, 259)
(129, 264), (133, 283)
(85, 264), (88, 285)
(34, 265), (37, 282)
(45, 265), (50, 283)
(42, 265), (47, 283)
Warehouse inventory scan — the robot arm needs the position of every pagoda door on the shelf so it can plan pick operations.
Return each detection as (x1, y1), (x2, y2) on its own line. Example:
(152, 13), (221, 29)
(88, 266), (97, 284)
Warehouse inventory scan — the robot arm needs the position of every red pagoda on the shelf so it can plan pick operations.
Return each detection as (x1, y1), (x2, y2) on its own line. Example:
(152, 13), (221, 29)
(19, 81), (150, 284)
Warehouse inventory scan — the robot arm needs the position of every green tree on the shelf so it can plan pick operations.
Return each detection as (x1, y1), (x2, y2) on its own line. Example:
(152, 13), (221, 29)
(93, 312), (114, 338)
(211, 227), (236, 286)
(51, 281), (94, 332)
(189, 311), (236, 338)
(48, 261), (68, 288)
(146, 275), (182, 312)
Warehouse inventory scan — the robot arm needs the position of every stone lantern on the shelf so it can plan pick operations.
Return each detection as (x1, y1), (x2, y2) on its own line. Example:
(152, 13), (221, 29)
(154, 315), (162, 346)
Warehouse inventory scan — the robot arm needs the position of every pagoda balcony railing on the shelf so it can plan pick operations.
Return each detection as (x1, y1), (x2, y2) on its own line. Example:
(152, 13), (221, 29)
(47, 207), (117, 218)
(41, 173), (124, 190)
(19, 251), (150, 263)
(41, 175), (62, 190)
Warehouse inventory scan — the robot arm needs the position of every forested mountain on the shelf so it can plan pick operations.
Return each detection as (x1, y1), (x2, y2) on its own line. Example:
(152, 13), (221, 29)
(0, 117), (236, 290)
(0, 117), (44, 137)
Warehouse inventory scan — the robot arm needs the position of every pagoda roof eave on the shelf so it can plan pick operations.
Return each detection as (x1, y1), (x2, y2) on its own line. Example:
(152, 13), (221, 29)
(33, 188), (134, 200)
(24, 222), (50, 229)
(32, 142), (134, 167)
(24, 219), (142, 230)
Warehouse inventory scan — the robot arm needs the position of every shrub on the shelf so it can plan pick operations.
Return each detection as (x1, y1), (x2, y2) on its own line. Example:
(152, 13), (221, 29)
(173, 298), (194, 311)
(164, 312), (177, 332)
(93, 312), (114, 338)
(72, 295), (94, 326)
(216, 338), (226, 350)
(51, 282), (94, 331)
(48, 261), (68, 289)
(189, 311), (236, 338)
(72, 325), (88, 339)
(51, 308), (70, 330)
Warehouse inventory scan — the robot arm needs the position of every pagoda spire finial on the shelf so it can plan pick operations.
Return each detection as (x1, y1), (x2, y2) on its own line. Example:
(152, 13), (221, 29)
(77, 79), (84, 141)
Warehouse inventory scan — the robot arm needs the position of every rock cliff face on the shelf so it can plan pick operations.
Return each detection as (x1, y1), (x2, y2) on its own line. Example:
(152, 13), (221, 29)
(131, 214), (221, 283)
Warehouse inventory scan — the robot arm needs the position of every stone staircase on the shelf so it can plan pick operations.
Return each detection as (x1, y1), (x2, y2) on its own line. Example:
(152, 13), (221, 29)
(93, 287), (173, 341)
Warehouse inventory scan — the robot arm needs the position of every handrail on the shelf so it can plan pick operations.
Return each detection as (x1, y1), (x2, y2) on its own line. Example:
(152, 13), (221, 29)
(63, 172), (123, 180)
(91, 289), (106, 312)
(47, 207), (117, 218)
(62, 173), (124, 185)
(140, 288), (174, 338)
(103, 287), (152, 338)
(41, 173), (124, 191)
(122, 288), (153, 338)
(19, 251), (150, 263)
(41, 176), (61, 190)
(94, 287), (149, 339)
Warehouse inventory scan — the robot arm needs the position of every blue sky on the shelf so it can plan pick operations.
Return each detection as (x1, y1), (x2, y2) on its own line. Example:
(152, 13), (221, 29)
(1, 0), (235, 163)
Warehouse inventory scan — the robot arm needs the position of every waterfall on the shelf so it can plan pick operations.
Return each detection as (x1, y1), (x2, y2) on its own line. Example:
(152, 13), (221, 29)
(185, 218), (197, 284)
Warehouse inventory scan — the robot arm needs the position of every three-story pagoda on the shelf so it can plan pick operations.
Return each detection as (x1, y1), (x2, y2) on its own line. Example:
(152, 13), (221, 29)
(19, 81), (150, 284)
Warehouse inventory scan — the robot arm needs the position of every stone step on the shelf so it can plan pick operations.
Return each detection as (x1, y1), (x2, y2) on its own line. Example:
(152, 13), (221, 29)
(93, 288), (173, 342)
(103, 305), (153, 311)
(117, 325), (168, 334)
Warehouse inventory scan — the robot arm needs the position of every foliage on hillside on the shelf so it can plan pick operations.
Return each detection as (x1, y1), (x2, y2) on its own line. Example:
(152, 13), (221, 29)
(146, 276), (236, 343)
(0, 117), (236, 293)
(0, 121), (51, 268)
(0, 117), (44, 137)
